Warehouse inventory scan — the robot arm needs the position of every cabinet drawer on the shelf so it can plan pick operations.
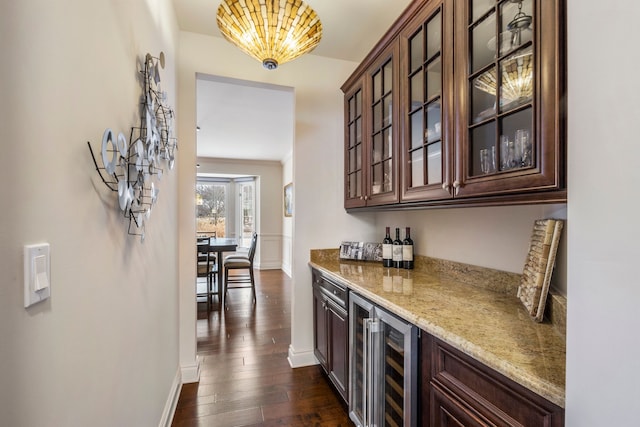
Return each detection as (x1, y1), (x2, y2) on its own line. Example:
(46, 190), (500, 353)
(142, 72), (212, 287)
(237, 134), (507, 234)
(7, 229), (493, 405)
(431, 338), (564, 427)
(312, 271), (348, 308)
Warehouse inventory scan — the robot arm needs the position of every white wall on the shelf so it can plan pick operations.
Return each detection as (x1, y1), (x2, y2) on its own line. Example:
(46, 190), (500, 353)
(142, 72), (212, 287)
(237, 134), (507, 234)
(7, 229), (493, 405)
(0, 1), (180, 426)
(282, 152), (293, 276)
(565, 1), (640, 424)
(196, 157), (284, 269)
(375, 204), (567, 293)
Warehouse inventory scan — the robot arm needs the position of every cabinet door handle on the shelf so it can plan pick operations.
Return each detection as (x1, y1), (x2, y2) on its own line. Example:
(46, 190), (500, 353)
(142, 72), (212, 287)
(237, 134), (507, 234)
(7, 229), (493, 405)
(363, 318), (371, 426)
(442, 182), (450, 193)
(453, 180), (461, 196)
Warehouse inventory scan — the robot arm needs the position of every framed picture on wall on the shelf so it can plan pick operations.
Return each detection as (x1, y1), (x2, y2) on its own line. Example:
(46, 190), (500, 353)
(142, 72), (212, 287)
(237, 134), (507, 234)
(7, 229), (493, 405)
(284, 182), (293, 217)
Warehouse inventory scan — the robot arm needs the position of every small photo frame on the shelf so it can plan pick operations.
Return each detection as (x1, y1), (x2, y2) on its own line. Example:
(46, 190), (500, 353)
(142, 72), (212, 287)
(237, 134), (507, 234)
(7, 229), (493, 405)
(339, 241), (383, 262)
(284, 182), (293, 217)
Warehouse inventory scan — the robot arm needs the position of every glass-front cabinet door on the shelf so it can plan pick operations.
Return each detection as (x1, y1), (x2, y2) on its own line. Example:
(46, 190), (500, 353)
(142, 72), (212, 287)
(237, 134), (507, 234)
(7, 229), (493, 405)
(365, 42), (400, 206)
(344, 40), (400, 208)
(401, 0), (453, 202)
(344, 83), (366, 208)
(454, 0), (564, 198)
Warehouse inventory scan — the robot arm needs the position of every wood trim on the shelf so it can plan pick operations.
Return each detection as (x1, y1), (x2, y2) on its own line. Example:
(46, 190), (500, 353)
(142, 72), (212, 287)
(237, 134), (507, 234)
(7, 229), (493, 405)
(341, 0), (431, 92)
(347, 189), (566, 212)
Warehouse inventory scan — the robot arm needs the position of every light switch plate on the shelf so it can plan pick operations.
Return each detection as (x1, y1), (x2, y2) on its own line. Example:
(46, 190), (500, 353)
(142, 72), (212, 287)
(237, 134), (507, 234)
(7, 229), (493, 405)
(24, 243), (51, 308)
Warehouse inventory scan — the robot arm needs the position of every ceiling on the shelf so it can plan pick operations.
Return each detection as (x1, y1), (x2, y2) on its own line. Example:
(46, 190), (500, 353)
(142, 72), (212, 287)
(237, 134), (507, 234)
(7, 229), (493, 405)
(196, 75), (295, 161)
(174, 0), (412, 161)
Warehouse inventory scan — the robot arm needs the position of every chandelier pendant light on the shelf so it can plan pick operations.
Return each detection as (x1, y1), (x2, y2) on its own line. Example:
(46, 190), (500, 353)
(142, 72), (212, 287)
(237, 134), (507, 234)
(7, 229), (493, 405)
(217, 0), (323, 70)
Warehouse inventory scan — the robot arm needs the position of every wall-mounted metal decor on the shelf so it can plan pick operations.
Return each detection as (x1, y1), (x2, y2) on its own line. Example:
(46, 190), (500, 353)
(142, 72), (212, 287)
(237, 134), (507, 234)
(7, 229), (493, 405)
(87, 52), (177, 242)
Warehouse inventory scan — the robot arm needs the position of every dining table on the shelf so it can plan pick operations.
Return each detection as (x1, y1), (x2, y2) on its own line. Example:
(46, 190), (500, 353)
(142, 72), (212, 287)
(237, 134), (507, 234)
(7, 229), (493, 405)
(198, 237), (238, 296)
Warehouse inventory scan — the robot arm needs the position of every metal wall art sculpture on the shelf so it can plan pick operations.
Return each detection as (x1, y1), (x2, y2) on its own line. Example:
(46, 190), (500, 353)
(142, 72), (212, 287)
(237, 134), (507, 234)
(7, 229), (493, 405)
(87, 52), (177, 242)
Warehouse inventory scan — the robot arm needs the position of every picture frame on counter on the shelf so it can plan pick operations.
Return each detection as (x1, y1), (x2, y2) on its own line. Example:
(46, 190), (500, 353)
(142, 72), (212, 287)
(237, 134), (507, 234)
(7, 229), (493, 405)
(339, 241), (382, 262)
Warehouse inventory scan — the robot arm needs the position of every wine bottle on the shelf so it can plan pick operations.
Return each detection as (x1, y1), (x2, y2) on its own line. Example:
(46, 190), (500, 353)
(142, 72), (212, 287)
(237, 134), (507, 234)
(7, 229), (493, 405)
(392, 228), (403, 268)
(382, 227), (393, 267)
(403, 227), (414, 269)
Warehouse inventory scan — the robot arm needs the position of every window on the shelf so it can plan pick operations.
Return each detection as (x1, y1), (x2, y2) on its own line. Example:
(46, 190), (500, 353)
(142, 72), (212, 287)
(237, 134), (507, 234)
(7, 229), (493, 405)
(196, 181), (228, 237)
(236, 180), (256, 248)
(196, 176), (256, 244)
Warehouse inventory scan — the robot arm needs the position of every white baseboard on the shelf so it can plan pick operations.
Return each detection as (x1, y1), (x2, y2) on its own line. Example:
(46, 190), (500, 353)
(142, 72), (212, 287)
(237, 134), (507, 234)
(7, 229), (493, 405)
(255, 261), (283, 270)
(287, 344), (319, 368)
(180, 356), (201, 383)
(159, 368), (182, 427)
(282, 264), (292, 277)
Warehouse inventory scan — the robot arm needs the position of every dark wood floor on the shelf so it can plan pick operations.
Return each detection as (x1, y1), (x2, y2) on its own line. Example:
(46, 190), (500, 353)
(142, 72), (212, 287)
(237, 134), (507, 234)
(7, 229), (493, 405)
(171, 269), (354, 427)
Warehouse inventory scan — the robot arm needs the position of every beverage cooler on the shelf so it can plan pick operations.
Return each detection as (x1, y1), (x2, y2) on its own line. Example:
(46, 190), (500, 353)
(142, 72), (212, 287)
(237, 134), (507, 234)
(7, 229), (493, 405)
(349, 292), (418, 427)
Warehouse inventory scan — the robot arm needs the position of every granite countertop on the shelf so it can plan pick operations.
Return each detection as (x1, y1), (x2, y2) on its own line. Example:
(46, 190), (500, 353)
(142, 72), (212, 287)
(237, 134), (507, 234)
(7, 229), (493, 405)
(309, 249), (566, 408)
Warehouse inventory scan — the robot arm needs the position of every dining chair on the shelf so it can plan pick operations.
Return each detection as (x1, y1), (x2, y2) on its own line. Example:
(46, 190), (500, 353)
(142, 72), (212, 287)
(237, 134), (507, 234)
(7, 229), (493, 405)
(196, 237), (217, 308)
(223, 232), (257, 304)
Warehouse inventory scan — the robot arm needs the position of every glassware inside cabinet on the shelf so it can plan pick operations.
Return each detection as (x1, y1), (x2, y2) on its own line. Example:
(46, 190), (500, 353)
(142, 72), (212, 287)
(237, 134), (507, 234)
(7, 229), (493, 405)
(470, 123), (496, 176)
(372, 162), (383, 194)
(383, 159), (392, 192)
(499, 107), (533, 170)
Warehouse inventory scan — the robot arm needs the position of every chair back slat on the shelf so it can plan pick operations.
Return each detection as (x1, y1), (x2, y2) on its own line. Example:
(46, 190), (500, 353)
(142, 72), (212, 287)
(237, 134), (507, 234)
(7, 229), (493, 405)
(247, 232), (258, 261)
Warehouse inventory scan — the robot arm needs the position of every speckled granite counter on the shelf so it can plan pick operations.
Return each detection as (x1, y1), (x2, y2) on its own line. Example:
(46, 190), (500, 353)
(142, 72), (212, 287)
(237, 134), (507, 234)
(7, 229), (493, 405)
(309, 249), (566, 408)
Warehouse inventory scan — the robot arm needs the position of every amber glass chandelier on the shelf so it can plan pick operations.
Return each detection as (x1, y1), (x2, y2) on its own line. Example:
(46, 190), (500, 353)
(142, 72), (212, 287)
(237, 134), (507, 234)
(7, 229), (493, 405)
(475, 50), (533, 103)
(217, 0), (323, 70)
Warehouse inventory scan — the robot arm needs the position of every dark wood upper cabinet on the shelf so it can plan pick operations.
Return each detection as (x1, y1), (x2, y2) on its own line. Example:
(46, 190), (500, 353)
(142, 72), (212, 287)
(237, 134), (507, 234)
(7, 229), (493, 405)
(342, 0), (566, 210)
(344, 41), (401, 208)
(453, 0), (565, 200)
(400, 0), (454, 202)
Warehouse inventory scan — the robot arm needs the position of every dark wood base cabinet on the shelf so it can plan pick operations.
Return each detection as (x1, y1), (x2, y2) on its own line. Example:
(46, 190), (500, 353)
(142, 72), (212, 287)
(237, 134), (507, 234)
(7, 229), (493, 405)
(421, 333), (564, 426)
(312, 270), (349, 403)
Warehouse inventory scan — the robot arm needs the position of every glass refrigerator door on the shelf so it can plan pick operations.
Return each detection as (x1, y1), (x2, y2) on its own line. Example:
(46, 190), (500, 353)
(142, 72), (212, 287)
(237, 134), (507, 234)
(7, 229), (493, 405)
(373, 308), (418, 427)
(349, 293), (375, 426)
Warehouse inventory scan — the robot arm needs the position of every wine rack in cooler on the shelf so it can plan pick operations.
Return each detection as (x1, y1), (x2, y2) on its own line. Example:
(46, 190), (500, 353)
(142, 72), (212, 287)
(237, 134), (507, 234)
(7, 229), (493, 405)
(384, 329), (406, 426)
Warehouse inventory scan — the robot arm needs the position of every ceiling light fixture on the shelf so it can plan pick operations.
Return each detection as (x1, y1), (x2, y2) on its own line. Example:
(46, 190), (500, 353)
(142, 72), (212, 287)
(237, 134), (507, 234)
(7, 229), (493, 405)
(216, 0), (323, 70)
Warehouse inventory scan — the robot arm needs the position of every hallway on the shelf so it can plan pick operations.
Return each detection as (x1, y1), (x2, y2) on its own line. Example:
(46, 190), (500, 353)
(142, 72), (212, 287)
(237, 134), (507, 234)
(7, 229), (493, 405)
(171, 270), (354, 426)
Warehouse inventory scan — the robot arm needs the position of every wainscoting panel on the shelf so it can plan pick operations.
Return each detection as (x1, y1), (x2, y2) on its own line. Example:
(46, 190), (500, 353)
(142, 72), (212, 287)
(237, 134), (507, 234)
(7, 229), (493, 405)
(256, 233), (283, 270)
